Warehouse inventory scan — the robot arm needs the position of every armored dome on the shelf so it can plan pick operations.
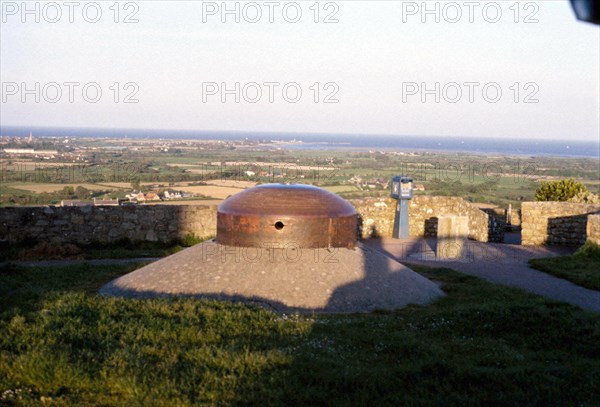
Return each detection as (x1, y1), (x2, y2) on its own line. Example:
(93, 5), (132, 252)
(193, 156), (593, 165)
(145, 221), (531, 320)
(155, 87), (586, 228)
(216, 184), (357, 248)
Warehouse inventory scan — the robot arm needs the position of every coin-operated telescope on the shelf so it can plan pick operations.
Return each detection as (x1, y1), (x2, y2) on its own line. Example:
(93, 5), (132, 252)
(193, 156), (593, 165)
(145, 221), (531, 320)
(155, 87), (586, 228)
(390, 175), (414, 238)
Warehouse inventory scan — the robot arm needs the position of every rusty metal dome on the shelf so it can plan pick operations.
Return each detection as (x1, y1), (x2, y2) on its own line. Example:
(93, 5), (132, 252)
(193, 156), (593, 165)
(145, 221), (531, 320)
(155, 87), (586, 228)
(217, 184), (357, 248)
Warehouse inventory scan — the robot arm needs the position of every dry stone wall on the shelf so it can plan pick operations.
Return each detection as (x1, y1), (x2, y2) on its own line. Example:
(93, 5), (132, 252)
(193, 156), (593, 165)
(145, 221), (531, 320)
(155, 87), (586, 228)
(585, 214), (600, 246)
(351, 196), (499, 242)
(0, 205), (217, 245)
(510, 209), (522, 228)
(481, 208), (506, 242)
(0, 196), (506, 246)
(521, 202), (600, 245)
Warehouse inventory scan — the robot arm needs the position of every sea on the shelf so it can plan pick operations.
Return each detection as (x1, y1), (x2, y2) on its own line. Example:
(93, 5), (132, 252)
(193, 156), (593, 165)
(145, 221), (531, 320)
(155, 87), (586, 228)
(1, 126), (598, 159)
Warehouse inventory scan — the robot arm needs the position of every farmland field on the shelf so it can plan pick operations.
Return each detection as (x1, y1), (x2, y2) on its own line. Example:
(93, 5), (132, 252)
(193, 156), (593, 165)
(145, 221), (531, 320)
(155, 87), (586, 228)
(178, 185), (246, 199)
(5, 161), (81, 169)
(204, 180), (257, 188)
(322, 185), (360, 193)
(7, 183), (113, 193)
(1, 137), (598, 207)
(96, 182), (182, 189)
(146, 199), (223, 206)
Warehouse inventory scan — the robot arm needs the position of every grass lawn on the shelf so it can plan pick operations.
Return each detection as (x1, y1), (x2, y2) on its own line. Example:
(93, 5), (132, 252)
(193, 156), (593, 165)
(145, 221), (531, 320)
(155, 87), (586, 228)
(0, 236), (210, 262)
(0, 261), (599, 405)
(529, 241), (600, 291)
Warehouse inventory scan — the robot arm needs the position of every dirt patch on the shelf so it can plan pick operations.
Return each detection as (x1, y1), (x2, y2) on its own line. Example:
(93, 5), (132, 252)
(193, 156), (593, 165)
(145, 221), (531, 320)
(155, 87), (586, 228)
(17, 242), (84, 260)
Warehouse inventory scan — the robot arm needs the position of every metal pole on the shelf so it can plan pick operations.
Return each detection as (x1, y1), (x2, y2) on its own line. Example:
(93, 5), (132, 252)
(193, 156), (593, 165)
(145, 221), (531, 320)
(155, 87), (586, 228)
(399, 199), (409, 238)
(393, 200), (400, 238)
(393, 199), (410, 238)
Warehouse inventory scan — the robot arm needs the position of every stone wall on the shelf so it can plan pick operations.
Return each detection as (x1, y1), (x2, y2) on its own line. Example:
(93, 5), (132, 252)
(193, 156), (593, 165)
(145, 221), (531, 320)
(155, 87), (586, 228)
(510, 209), (522, 228)
(586, 214), (600, 246)
(0, 205), (217, 245)
(1, 198), (491, 246)
(480, 208), (505, 242)
(521, 202), (600, 246)
(351, 196), (500, 242)
(482, 207), (521, 230)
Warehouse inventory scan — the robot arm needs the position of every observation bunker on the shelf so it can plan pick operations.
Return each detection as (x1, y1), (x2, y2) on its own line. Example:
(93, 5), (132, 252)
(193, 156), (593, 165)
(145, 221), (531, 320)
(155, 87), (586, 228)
(100, 184), (443, 312)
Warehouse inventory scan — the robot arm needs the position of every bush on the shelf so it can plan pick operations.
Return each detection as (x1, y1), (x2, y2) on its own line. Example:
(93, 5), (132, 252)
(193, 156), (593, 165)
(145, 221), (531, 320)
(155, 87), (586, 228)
(568, 190), (600, 204)
(575, 240), (600, 260)
(534, 179), (588, 202)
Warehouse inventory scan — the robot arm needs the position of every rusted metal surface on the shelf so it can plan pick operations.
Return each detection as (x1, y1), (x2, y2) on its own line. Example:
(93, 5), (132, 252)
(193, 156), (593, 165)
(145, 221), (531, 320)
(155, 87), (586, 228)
(217, 184), (358, 248)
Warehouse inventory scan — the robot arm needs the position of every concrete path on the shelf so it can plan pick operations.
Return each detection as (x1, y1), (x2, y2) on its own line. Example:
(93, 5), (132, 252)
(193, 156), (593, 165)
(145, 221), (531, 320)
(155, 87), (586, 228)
(364, 238), (600, 313)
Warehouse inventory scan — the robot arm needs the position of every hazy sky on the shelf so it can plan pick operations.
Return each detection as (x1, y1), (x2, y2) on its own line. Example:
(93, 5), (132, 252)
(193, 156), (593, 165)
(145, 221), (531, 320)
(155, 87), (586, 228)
(1, 0), (599, 140)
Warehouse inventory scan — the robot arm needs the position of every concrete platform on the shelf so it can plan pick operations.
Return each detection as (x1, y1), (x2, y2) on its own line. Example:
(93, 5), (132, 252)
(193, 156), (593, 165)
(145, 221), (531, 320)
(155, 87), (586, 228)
(99, 240), (444, 313)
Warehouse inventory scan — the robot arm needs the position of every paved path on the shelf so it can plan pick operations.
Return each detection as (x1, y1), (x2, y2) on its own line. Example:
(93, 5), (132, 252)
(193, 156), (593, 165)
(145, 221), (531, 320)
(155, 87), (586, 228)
(364, 238), (600, 313)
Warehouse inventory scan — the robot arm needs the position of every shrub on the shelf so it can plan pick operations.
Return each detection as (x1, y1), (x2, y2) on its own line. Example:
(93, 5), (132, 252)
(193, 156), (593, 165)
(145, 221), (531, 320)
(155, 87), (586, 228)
(568, 190), (600, 204)
(534, 179), (588, 202)
(575, 240), (600, 260)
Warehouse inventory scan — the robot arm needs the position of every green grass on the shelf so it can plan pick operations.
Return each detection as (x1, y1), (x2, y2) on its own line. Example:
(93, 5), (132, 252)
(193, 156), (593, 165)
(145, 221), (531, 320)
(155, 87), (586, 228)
(1, 262), (599, 405)
(0, 235), (211, 262)
(529, 241), (600, 291)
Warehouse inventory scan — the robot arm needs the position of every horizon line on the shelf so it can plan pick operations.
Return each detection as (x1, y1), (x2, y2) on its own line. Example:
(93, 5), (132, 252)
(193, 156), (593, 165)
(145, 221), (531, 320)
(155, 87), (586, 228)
(0, 125), (598, 143)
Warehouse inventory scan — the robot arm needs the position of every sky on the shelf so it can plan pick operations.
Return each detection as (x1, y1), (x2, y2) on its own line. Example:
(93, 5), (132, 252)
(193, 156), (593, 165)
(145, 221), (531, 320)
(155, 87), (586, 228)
(1, 0), (599, 140)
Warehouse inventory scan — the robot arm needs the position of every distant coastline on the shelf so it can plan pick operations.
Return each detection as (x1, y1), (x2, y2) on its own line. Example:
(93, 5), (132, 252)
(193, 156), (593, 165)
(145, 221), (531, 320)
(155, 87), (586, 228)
(1, 126), (598, 159)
